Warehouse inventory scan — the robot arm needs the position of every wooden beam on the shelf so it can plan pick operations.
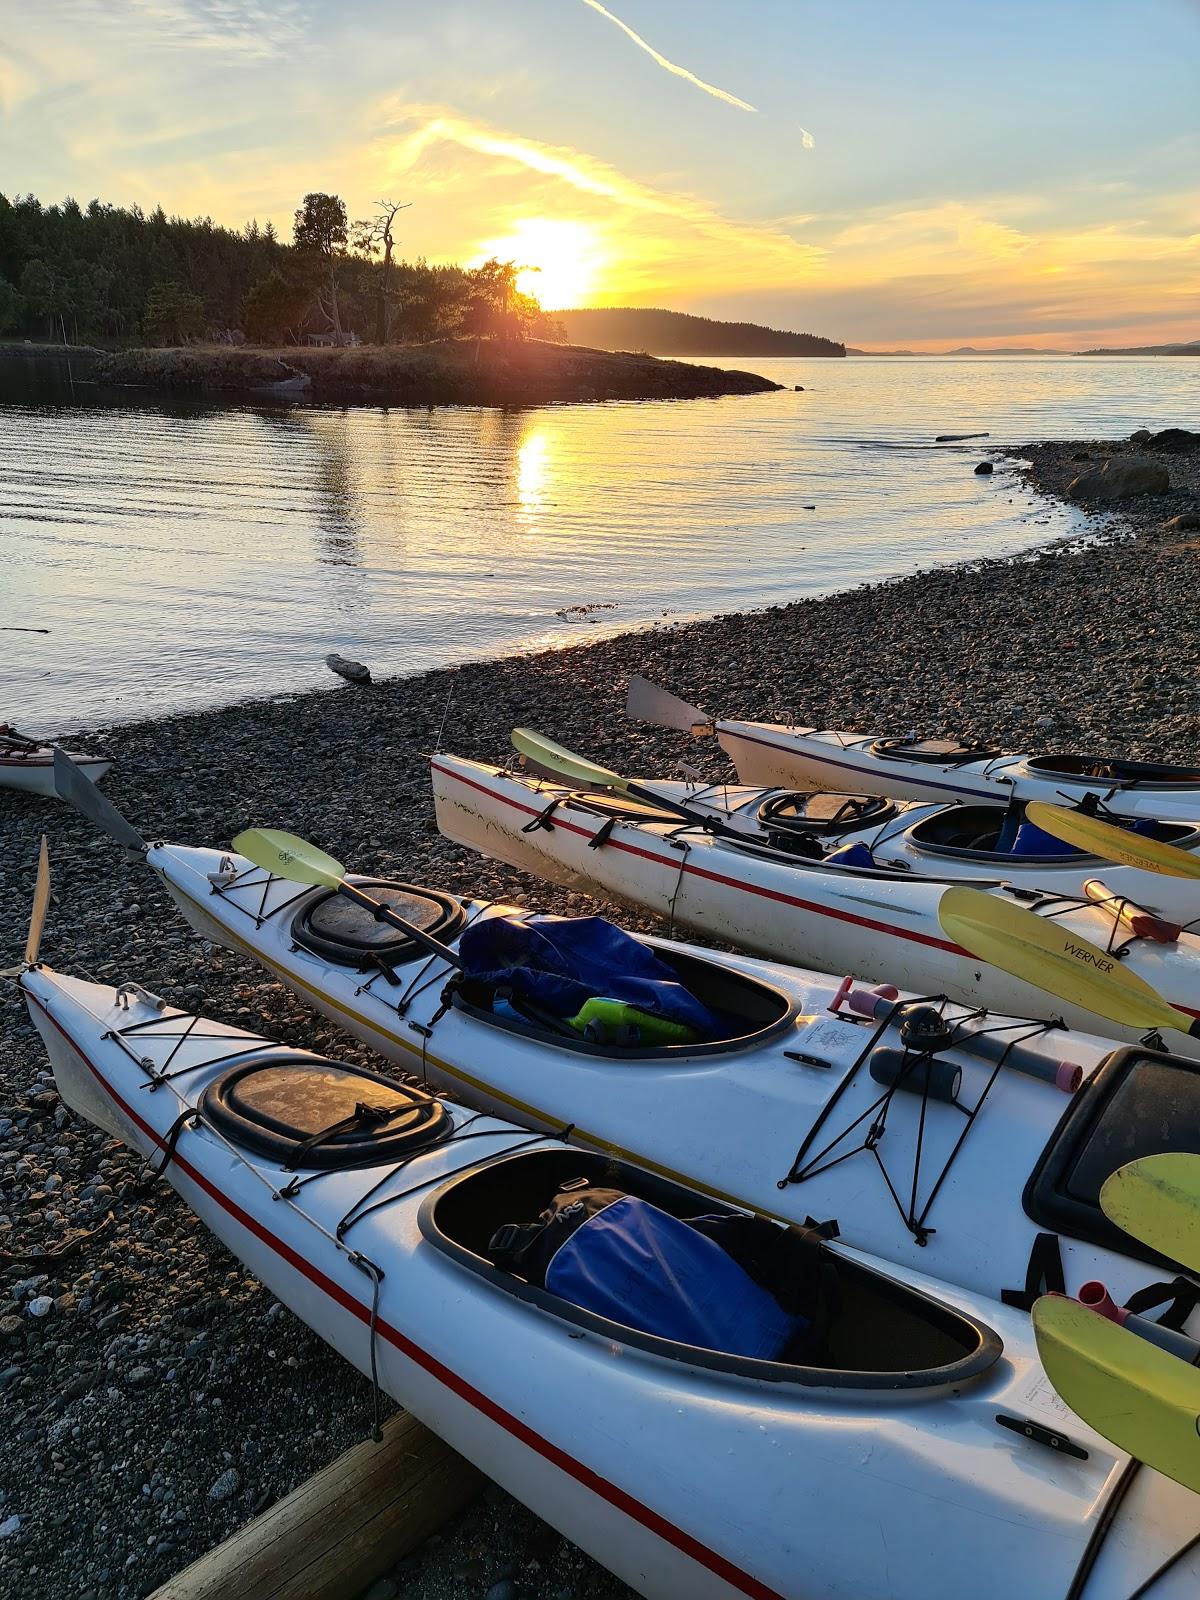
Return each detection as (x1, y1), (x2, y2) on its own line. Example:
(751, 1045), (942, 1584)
(149, 1413), (483, 1600)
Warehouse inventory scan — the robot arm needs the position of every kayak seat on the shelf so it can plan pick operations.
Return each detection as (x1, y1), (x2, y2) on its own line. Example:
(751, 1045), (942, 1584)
(1025, 754), (1200, 788)
(1025, 1044), (1200, 1267)
(291, 880), (466, 970)
(198, 1052), (451, 1169)
(908, 804), (1089, 863)
(419, 1148), (1003, 1390)
(872, 737), (999, 766)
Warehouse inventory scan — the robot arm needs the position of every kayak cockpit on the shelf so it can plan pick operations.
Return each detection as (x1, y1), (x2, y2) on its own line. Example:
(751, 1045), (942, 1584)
(1025, 1044), (1200, 1267)
(420, 1149), (1003, 1389)
(447, 940), (797, 1059)
(1024, 754), (1200, 789)
(905, 804), (1198, 864)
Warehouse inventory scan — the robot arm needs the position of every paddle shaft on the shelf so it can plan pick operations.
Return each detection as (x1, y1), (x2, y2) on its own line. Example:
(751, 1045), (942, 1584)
(605, 774), (755, 841)
(335, 880), (463, 971)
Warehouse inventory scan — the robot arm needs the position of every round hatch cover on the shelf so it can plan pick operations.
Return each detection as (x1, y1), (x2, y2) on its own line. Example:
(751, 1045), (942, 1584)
(292, 879), (465, 967)
(199, 1053), (451, 1168)
(758, 790), (896, 838)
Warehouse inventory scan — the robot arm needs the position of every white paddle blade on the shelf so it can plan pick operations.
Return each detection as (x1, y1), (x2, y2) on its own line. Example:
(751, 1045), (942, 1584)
(25, 835), (50, 967)
(625, 676), (712, 736)
(53, 749), (146, 853)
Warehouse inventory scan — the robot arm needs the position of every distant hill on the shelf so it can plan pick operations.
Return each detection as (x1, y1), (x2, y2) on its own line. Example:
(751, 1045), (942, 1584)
(1077, 339), (1200, 356)
(847, 345), (1060, 356)
(558, 308), (844, 358)
(945, 345), (1061, 355)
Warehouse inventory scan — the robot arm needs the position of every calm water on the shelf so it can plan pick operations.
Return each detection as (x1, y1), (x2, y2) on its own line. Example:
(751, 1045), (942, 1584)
(1, 355), (1195, 732)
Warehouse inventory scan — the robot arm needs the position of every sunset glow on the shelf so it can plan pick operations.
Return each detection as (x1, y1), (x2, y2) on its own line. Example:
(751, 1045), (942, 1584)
(474, 218), (607, 311)
(3, 1), (1197, 349)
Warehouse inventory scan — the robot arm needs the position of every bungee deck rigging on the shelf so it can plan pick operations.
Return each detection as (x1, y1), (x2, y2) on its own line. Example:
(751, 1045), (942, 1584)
(136, 839), (1200, 1313)
(22, 965), (1200, 1600)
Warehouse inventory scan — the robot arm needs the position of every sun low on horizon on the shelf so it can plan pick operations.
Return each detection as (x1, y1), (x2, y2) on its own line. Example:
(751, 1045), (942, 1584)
(472, 219), (610, 311)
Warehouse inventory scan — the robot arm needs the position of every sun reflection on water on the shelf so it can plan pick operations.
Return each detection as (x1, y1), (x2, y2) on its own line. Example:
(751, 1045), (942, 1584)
(516, 428), (550, 525)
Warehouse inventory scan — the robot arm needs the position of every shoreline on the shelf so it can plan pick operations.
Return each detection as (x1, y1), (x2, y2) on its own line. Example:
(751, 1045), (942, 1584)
(2, 431), (1199, 1600)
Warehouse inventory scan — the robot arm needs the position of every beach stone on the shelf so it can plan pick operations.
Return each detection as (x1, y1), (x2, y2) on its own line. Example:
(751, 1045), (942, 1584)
(1129, 429), (1151, 443)
(0, 1316), (23, 1338)
(1146, 427), (1200, 454)
(326, 652), (372, 685)
(1165, 513), (1200, 532)
(0, 1514), (19, 1538)
(207, 1467), (241, 1502)
(974, 461), (993, 475)
(485, 1582), (520, 1600)
(26, 1295), (53, 1319)
(1067, 458), (1169, 501)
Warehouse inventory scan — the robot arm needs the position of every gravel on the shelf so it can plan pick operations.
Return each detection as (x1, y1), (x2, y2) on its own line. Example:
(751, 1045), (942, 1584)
(1, 429), (1197, 1600)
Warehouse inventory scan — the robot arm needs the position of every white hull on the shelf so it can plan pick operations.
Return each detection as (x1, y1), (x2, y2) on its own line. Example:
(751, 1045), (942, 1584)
(430, 755), (1200, 1057)
(148, 837), (1200, 1314)
(717, 721), (1200, 822)
(613, 778), (1200, 924)
(0, 750), (110, 798)
(20, 965), (1200, 1600)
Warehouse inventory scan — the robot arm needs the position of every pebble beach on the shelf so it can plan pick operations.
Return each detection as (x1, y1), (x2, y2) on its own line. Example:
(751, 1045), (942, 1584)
(1, 428), (1198, 1600)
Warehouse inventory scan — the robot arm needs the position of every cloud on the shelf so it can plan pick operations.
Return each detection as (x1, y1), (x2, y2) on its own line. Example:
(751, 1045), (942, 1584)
(578, 0), (755, 112)
(46, 0), (312, 60)
(376, 102), (825, 296)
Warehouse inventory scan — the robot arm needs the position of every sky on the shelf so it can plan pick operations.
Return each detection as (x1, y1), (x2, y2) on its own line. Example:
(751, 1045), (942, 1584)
(2, 0), (1198, 350)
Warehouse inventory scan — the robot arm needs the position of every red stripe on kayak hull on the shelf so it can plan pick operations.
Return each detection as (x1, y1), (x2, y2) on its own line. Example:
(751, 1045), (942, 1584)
(25, 989), (789, 1600)
(432, 759), (965, 955)
(431, 761), (1200, 1025)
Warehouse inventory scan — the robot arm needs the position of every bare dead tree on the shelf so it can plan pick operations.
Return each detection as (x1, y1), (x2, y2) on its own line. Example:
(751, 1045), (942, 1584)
(353, 199), (412, 344)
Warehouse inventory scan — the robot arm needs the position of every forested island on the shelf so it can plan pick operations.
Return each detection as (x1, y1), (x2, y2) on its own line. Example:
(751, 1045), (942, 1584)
(0, 191), (787, 404)
(0, 191), (570, 346)
(558, 307), (844, 357)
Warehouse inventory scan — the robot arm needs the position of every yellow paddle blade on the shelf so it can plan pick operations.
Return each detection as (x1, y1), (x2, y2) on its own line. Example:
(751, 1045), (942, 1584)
(937, 885), (1187, 1034)
(511, 729), (630, 792)
(1026, 801), (1200, 881)
(1101, 1154), (1200, 1275)
(25, 835), (50, 967)
(231, 828), (345, 890)
(1033, 1296), (1200, 1493)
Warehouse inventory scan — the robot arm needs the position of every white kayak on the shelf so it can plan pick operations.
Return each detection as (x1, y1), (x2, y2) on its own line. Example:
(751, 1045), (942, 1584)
(0, 726), (110, 798)
(142, 837), (1200, 1313)
(501, 768), (1200, 923)
(430, 754), (1200, 1055)
(716, 720), (1200, 821)
(21, 964), (1200, 1600)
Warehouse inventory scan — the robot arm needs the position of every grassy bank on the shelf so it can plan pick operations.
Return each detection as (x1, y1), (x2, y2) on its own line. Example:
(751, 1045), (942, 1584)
(89, 337), (781, 406)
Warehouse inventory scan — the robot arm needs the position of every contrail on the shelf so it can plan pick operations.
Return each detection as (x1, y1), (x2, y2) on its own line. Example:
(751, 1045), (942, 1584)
(580, 0), (756, 112)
